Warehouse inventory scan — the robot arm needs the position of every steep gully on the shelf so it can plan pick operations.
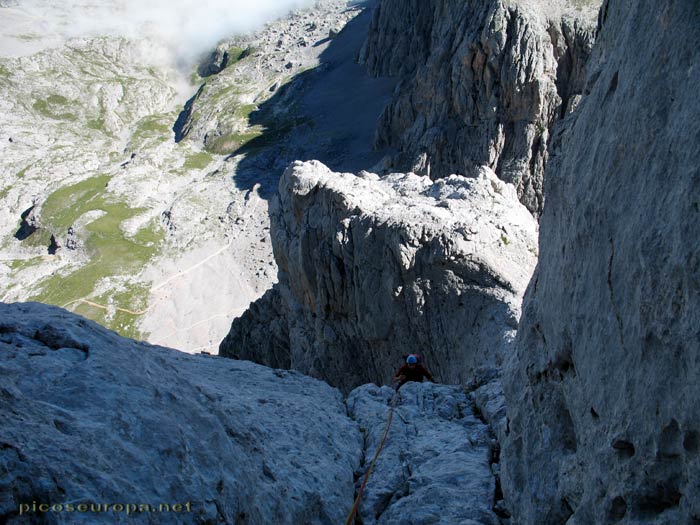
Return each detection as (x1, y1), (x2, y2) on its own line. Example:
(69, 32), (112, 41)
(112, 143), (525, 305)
(212, 0), (599, 522)
(176, 0), (538, 520)
(208, 1), (593, 523)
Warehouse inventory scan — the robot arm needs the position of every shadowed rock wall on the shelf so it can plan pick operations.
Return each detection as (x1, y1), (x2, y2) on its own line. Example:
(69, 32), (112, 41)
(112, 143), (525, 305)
(502, 1), (700, 523)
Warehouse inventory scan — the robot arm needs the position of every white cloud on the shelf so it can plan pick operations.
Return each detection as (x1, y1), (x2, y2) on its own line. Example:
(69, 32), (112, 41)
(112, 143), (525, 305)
(8, 0), (315, 64)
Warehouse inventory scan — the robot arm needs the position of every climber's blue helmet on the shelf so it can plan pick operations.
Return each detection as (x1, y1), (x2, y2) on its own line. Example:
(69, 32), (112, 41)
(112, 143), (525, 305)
(406, 355), (418, 365)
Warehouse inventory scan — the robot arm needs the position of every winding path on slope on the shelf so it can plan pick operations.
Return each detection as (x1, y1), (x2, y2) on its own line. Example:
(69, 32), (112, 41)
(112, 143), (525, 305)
(62, 197), (262, 353)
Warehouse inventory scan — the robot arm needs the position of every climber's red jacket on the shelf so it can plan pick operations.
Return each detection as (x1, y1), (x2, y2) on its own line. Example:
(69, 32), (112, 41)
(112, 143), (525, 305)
(395, 364), (434, 385)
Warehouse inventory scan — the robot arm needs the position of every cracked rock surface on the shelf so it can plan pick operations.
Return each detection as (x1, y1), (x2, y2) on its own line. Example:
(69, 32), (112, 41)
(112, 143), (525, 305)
(1, 302), (509, 525)
(0, 302), (361, 525)
(347, 382), (499, 525)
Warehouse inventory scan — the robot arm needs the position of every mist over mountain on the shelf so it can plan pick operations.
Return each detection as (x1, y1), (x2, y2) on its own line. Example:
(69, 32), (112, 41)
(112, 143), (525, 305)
(1, 0), (315, 65)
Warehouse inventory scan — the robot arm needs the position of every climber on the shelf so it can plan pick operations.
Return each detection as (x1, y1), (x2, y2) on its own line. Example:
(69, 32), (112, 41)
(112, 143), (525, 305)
(393, 354), (435, 390)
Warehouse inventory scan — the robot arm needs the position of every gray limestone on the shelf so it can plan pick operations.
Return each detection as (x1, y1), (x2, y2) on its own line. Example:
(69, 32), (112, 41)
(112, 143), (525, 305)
(221, 160), (537, 393)
(502, 0), (700, 523)
(360, 0), (600, 215)
(347, 382), (500, 525)
(0, 302), (508, 525)
(0, 302), (361, 524)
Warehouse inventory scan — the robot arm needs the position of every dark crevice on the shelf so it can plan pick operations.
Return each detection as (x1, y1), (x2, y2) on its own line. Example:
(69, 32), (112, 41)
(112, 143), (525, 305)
(491, 439), (510, 521)
(608, 496), (627, 522)
(559, 405), (578, 452)
(547, 22), (573, 119)
(658, 419), (683, 459)
(14, 205), (37, 241)
(683, 430), (700, 454)
(607, 237), (625, 347)
(561, 498), (574, 521)
(603, 70), (619, 105)
(636, 481), (682, 517)
(469, 389), (510, 521)
(599, 0), (610, 27)
(608, 71), (619, 94)
(173, 83), (206, 143)
(612, 439), (635, 458)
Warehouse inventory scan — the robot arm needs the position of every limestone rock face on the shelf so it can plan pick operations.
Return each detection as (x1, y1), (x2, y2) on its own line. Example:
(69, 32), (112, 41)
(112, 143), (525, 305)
(221, 160), (537, 392)
(502, 1), (700, 523)
(359, 0), (600, 215)
(0, 302), (361, 525)
(347, 382), (499, 524)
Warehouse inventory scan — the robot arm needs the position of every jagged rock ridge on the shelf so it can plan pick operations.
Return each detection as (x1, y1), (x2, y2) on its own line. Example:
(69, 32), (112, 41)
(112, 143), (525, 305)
(502, 0), (700, 523)
(221, 160), (537, 393)
(360, 0), (600, 215)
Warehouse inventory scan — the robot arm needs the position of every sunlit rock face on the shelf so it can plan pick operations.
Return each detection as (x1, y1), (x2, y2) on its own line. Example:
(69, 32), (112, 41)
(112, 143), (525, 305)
(0, 302), (361, 525)
(221, 160), (537, 393)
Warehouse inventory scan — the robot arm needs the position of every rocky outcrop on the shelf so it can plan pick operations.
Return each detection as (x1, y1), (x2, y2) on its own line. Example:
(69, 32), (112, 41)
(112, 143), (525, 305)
(221, 160), (538, 392)
(347, 382), (500, 524)
(222, 286), (291, 369)
(0, 302), (361, 524)
(359, 0), (600, 215)
(502, 1), (700, 523)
